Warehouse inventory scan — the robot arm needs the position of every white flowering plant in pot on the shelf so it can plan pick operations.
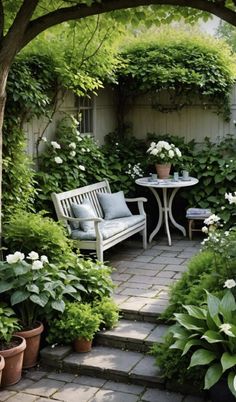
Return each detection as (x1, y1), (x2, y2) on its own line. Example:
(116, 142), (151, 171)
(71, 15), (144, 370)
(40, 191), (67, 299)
(147, 140), (182, 165)
(0, 251), (86, 329)
(169, 280), (236, 398)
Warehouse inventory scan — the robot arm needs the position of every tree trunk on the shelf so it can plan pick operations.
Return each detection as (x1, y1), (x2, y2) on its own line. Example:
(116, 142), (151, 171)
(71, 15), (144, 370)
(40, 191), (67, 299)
(0, 63), (10, 242)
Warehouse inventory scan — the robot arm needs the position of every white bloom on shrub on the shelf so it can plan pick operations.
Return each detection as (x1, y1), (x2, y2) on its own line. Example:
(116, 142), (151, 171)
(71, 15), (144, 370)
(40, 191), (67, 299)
(225, 192), (236, 204)
(204, 214), (220, 226)
(224, 279), (236, 289)
(79, 165), (85, 171)
(27, 251), (39, 260)
(150, 148), (158, 156)
(176, 148), (182, 157)
(6, 251), (25, 264)
(42, 137), (47, 142)
(202, 226), (208, 234)
(69, 142), (76, 149)
(70, 151), (76, 157)
(221, 206), (225, 210)
(41, 255), (49, 264)
(219, 323), (234, 337)
(225, 231), (229, 236)
(81, 148), (86, 153)
(51, 141), (61, 149)
(168, 150), (174, 158)
(87, 148), (90, 152)
(32, 260), (43, 270)
(55, 156), (63, 164)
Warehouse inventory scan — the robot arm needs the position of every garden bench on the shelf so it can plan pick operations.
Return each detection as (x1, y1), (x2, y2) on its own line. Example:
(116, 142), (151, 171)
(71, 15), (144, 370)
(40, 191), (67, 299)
(51, 179), (147, 262)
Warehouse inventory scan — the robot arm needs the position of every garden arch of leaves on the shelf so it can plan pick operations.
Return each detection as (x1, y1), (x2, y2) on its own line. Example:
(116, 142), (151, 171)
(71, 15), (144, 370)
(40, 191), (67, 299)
(1, 0), (236, 235)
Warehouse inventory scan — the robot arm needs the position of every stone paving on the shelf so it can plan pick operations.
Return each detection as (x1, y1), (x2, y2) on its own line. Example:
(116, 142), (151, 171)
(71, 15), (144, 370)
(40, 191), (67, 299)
(0, 234), (206, 402)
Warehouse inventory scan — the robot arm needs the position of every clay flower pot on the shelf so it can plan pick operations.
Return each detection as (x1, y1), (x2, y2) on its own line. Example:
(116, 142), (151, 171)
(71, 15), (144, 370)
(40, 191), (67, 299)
(0, 355), (5, 385)
(155, 163), (171, 179)
(73, 337), (92, 353)
(15, 322), (44, 369)
(0, 335), (26, 387)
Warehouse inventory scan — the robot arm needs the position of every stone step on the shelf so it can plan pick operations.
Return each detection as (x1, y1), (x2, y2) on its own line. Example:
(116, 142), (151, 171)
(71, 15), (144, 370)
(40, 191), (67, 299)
(40, 344), (164, 388)
(95, 319), (169, 353)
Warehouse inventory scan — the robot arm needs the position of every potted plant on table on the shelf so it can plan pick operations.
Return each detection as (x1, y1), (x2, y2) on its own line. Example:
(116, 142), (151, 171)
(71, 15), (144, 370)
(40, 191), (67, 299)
(0, 303), (26, 386)
(0, 251), (86, 368)
(147, 140), (182, 179)
(47, 302), (102, 352)
(169, 280), (236, 401)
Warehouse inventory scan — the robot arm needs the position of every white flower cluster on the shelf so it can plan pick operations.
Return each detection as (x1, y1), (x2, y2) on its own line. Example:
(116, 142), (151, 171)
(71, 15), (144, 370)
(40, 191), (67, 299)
(219, 323), (234, 337)
(125, 163), (143, 179)
(147, 141), (182, 163)
(224, 279), (236, 289)
(204, 214), (221, 226)
(225, 192), (236, 204)
(6, 251), (48, 270)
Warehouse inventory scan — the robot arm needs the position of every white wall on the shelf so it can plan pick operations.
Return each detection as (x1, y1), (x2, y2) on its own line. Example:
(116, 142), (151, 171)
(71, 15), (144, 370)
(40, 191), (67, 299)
(24, 84), (236, 158)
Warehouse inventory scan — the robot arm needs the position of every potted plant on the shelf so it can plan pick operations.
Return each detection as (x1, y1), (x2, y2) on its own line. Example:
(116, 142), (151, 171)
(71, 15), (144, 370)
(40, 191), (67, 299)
(0, 251), (86, 367)
(47, 302), (102, 352)
(147, 140), (182, 179)
(92, 297), (120, 330)
(0, 303), (26, 386)
(169, 281), (236, 401)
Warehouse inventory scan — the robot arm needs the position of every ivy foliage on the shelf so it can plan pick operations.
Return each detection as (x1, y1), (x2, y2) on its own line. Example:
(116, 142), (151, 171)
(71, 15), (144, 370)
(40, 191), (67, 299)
(117, 29), (236, 119)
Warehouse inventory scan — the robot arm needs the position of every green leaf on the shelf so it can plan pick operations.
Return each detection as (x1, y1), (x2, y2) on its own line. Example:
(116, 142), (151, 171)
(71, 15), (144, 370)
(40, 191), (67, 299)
(182, 339), (203, 356)
(228, 372), (236, 398)
(30, 293), (48, 307)
(189, 349), (216, 368)
(26, 284), (39, 294)
(174, 313), (204, 331)
(183, 305), (207, 319)
(221, 353), (236, 373)
(201, 330), (224, 344)
(0, 281), (13, 293)
(220, 291), (236, 318)
(206, 292), (221, 325)
(204, 363), (222, 390)
(11, 290), (30, 305)
(169, 339), (187, 350)
(51, 299), (65, 313)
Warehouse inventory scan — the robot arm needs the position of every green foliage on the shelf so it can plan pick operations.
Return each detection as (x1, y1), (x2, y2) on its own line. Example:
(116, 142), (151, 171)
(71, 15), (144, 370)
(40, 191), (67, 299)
(0, 304), (20, 345)
(117, 29), (236, 120)
(0, 253), (86, 329)
(93, 297), (120, 329)
(3, 210), (74, 264)
(151, 333), (204, 386)
(168, 290), (236, 397)
(71, 258), (115, 302)
(47, 302), (102, 344)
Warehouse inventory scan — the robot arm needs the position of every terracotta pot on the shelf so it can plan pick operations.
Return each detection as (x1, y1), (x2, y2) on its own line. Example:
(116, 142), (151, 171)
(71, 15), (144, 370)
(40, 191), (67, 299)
(15, 322), (44, 369)
(0, 335), (26, 387)
(0, 355), (5, 385)
(73, 337), (92, 353)
(155, 163), (171, 179)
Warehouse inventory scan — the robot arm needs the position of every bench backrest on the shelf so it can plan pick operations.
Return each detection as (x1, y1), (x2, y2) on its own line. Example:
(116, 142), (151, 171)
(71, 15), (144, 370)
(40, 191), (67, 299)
(51, 180), (111, 225)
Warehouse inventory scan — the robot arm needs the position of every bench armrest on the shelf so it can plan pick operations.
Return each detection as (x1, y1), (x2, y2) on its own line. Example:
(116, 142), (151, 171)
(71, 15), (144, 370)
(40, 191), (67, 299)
(125, 197), (147, 216)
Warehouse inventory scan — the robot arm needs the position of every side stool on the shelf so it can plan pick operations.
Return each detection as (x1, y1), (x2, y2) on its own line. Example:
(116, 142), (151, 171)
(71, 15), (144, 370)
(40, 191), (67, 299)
(186, 208), (211, 240)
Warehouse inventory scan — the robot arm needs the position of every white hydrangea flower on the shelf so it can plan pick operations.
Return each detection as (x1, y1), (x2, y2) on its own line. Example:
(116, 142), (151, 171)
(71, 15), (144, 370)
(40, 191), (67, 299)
(168, 150), (174, 158)
(79, 165), (85, 171)
(202, 226), (208, 234)
(32, 260), (43, 270)
(81, 148), (86, 153)
(176, 148), (182, 157)
(27, 251), (39, 260)
(204, 214), (220, 226)
(51, 141), (61, 149)
(69, 142), (76, 149)
(6, 251), (25, 264)
(225, 192), (236, 204)
(224, 279), (236, 289)
(55, 156), (63, 164)
(41, 255), (49, 264)
(219, 323), (234, 337)
(70, 151), (76, 157)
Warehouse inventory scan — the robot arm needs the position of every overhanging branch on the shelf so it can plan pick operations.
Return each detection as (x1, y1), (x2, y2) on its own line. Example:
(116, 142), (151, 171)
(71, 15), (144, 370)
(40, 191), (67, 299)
(21, 0), (236, 49)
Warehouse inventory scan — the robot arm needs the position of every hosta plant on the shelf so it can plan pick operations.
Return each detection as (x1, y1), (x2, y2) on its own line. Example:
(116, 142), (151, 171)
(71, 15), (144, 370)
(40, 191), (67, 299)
(169, 283), (236, 398)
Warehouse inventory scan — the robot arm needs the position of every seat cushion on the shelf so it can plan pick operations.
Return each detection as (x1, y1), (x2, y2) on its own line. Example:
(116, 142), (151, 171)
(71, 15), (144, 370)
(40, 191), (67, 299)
(71, 215), (144, 241)
(186, 208), (211, 220)
(97, 191), (132, 220)
(71, 199), (98, 231)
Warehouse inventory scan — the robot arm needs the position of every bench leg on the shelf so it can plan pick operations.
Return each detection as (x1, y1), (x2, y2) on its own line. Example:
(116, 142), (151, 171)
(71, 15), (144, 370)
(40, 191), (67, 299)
(96, 244), (104, 263)
(142, 227), (147, 249)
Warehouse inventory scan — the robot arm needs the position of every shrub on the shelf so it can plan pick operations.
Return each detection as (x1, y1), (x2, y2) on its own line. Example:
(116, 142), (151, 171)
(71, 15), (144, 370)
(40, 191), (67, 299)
(93, 297), (120, 329)
(3, 210), (75, 264)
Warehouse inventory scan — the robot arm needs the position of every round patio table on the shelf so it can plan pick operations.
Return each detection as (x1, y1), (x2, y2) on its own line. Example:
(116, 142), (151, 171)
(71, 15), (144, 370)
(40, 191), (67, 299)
(135, 177), (199, 246)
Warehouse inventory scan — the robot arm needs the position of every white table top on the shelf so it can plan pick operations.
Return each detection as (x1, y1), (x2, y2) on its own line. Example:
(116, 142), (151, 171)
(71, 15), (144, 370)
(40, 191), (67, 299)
(135, 177), (199, 189)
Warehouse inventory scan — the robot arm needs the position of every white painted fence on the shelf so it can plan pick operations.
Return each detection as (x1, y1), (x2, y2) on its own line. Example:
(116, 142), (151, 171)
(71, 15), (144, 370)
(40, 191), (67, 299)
(24, 85), (236, 158)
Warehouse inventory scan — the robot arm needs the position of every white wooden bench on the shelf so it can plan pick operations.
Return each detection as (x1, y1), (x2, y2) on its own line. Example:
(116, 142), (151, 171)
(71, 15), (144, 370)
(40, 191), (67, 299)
(51, 179), (147, 262)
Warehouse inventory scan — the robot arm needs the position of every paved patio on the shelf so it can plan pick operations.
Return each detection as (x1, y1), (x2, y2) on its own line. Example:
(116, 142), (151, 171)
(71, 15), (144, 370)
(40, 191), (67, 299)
(0, 234), (206, 402)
